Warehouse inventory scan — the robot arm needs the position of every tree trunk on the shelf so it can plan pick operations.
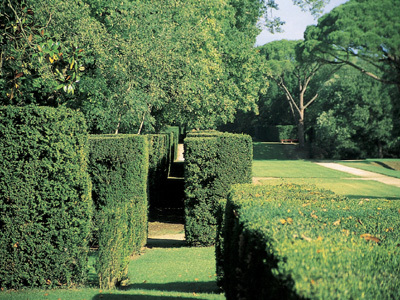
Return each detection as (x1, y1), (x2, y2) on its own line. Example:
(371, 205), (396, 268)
(297, 118), (305, 148)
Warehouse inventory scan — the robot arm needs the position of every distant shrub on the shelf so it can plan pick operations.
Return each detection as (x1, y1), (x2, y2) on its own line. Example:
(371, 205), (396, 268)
(184, 131), (252, 246)
(0, 106), (92, 289)
(88, 134), (148, 289)
(220, 183), (400, 300)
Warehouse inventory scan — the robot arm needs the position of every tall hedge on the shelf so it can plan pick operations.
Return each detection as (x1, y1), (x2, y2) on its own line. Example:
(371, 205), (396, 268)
(88, 134), (148, 289)
(0, 106), (92, 289)
(220, 183), (400, 300)
(147, 134), (171, 209)
(184, 131), (252, 246)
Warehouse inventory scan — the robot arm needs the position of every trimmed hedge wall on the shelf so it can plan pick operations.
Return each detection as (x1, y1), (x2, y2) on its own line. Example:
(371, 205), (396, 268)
(162, 126), (180, 162)
(0, 106), (92, 289)
(219, 183), (400, 300)
(184, 131), (252, 246)
(88, 134), (148, 289)
(148, 134), (171, 209)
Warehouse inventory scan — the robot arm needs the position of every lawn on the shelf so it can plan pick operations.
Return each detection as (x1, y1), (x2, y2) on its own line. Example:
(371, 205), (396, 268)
(0, 247), (223, 300)
(338, 159), (400, 178)
(253, 143), (400, 200)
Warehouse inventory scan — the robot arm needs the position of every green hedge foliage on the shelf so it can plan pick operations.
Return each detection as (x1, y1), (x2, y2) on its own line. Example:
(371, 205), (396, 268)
(184, 131), (252, 246)
(148, 134), (171, 209)
(0, 106), (92, 289)
(220, 183), (400, 300)
(162, 126), (180, 161)
(88, 134), (148, 289)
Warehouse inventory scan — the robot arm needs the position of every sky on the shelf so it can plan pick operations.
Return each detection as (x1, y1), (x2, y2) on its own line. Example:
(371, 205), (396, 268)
(255, 0), (349, 46)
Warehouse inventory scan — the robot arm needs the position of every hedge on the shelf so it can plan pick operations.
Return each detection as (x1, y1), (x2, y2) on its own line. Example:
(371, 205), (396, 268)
(184, 131), (252, 246)
(148, 134), (171, 209)
(162, 126), (180, 162)
(220, 183), (400, 300)
(88, 134), (148, 289)
(0, 106), (92, 289)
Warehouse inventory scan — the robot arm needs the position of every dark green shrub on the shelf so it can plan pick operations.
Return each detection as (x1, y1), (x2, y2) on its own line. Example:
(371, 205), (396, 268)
(184, 131), (252, 246)
(221, 183), (400, 300)
(148, 134), (170, 209)
(276, 125), (297, 140)
(0, 105), (92, 290)
(88, 134), (148, 289)
(255, 125), (297, 142)
(162, 126), (180, 161)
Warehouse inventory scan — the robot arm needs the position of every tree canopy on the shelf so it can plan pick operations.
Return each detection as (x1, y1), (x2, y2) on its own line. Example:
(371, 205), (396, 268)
(303, 0), (400, 90)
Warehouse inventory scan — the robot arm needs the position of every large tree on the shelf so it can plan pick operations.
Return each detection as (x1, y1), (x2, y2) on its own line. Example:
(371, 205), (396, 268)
(258, 39), (336, 147)
(303, 0), (400, 91)
(313, 65), (396, 159)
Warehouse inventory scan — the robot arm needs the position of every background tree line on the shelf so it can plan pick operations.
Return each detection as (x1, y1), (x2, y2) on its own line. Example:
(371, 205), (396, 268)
(2, 0), (398, 158)
(222, 0), (399, 159)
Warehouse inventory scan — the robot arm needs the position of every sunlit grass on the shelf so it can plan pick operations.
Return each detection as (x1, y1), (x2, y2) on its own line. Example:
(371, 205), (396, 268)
(255, 177), (400, 200)
(253, 160), (354, 178)
(338, 159), (400, 178)
(0, 247), (224, 300)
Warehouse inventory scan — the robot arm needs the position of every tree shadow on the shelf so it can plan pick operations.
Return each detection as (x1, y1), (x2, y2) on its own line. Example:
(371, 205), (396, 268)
(92, 294), (207, 300)
(346, 195), (400, 200)
(121, 281), (221, 294)
(146, 238), (187, 249)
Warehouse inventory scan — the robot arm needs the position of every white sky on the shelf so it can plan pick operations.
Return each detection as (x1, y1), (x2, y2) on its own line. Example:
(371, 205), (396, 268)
(255, 0), (349, 46)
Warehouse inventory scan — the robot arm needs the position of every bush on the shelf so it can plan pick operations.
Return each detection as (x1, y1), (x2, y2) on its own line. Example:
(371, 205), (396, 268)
(184, 131), (252, 246)
(0, 105), (92, 289)
(88, 134), (148, 289)
(220, 183), (400, 300)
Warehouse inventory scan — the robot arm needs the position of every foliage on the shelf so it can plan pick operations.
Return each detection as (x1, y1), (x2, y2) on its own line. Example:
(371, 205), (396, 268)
(0, 0), (89, 106)
(184, 131), (252, 246)
(303, 0), (400, 90)
(258, 39), (334, 147)
(313, 66), (395, 159)
(0, 106), (92, 289)
(162, 126), (180, 161)
(220, 183), (400, 300)
(88, 135), (148, 289)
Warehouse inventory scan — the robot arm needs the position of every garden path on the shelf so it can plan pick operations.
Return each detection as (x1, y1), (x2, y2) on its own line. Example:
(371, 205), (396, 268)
(315, 162), (400, 188)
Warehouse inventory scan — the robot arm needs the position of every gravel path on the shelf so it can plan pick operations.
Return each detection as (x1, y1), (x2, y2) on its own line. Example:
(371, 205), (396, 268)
(315, 162), (400, 188)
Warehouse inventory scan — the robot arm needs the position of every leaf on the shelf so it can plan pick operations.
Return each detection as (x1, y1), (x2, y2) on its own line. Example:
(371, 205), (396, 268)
(37, 44), (42, 52)
(15, 72), (24, 79)
(286, 217), (293, 224)
(360, 233), (380, 243)
(28, 34), (33, 43)
(301, 234), (312, 242)
(333, 219), (340, 226)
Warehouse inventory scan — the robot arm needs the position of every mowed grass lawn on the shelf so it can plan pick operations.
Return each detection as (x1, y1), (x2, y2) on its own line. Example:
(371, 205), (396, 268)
(253, 143), (400, 200)
(0, 247), (223, 300)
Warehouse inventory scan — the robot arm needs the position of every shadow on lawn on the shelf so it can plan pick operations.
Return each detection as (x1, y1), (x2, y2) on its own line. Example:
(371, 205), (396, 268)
(92, 294), (207, 300)
(122, 281), (220, 294)
(347, 195), (400, 200)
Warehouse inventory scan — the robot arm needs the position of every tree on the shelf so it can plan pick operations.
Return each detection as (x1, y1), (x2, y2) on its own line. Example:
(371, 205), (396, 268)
(0, 0), (88, 106)
(258, 39), (335, 147)
(313, 65), (395, 159)
(303, 0), (400, 91)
